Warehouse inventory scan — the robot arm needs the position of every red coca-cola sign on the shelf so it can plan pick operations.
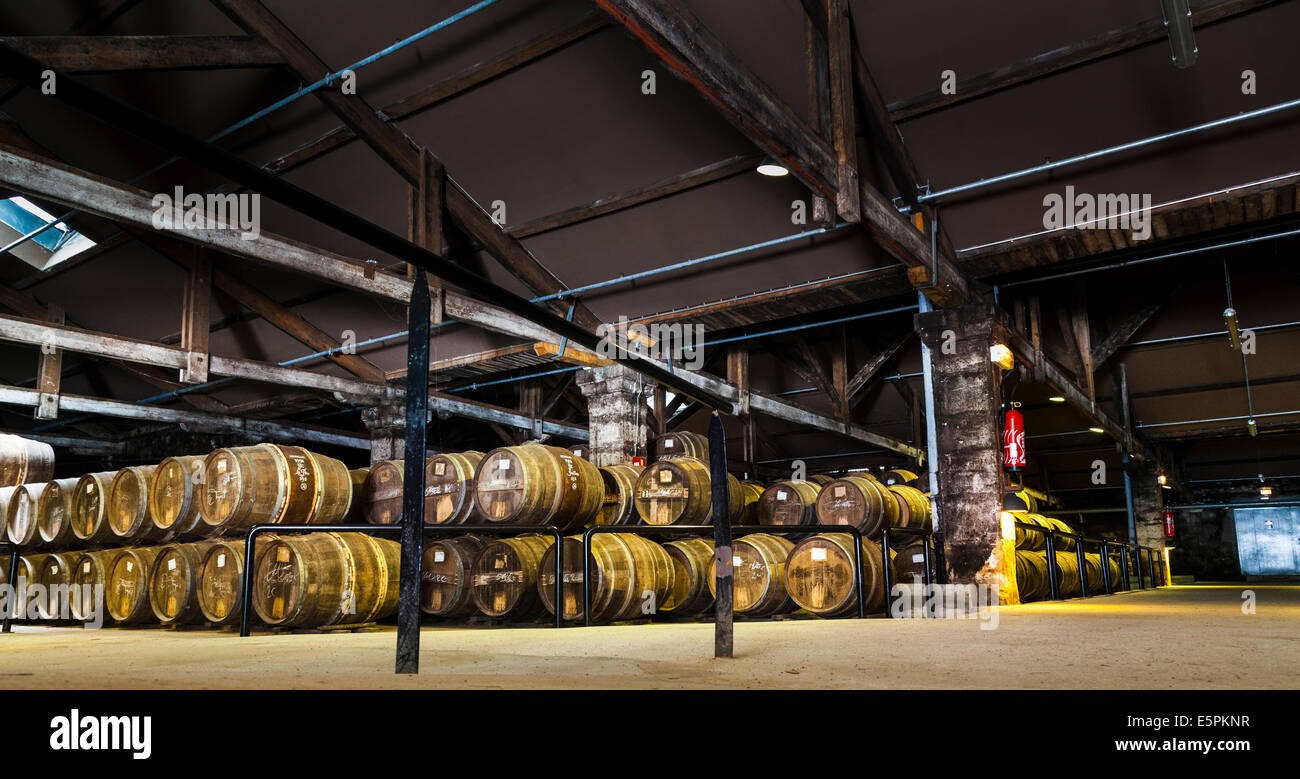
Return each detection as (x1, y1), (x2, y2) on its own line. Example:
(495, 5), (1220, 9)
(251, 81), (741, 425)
(1003, 408), (1026, 471)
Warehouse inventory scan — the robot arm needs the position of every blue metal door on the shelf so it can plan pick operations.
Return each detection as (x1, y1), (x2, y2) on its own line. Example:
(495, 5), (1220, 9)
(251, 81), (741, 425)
(1233, 507), (1300, 575)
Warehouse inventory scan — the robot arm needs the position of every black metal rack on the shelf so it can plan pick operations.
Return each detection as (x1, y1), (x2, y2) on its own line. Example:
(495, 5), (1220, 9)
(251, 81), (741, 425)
(578, 523), (940, 625)
(1015, 519), (1164, 601)
(238, 523), (566, 636)
(1, 541), (17, 633)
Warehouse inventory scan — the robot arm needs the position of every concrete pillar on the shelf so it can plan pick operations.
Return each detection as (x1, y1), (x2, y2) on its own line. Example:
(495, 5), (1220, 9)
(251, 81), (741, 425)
(916, 303), (1017, 603)
(575, 363), (647, 466)
(361, 401), (405, 466)
(1132, 458), (1166, 549)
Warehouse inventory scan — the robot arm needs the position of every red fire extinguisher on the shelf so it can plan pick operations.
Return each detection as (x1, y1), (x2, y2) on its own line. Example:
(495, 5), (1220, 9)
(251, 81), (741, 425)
(1164, 509), (1175, 538)
(631, 456), (646, 467)
(1002, 406), (1026, 471)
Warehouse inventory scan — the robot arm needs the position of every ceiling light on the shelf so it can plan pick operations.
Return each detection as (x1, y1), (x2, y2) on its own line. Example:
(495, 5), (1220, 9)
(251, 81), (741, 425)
(1048, 396), (1066, 403)
(1247, 418), (1258, 436)
(1088, 427), (1105, 434)
(756, 162), (790, 177)
(1223, 307), (1241, 350)
(1158, 473), (1168, 486)
(1259, 485), (1273, 499)
(990, 343), (1014, 371)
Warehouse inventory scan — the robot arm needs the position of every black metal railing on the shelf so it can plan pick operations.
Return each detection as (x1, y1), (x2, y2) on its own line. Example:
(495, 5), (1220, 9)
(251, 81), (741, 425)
(1, 542), (17, 633)
(1015, 520), (1164, 601)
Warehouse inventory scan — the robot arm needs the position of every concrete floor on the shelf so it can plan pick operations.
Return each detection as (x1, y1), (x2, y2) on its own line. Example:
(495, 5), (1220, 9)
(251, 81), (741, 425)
(1, 585), (1296, 689)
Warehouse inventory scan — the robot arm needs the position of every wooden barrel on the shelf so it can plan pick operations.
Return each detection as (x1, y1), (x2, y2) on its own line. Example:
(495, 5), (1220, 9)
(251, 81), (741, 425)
(1003, 489), (1037, 513)
(739, 482), (764, 523)
(1054, 550), (1082, 596)
(807, 474), (835, 486)
(786, 534), (895, 616)
(469, 534), (554, 619)
(200, 444), (353, 535)
(893, 539), (938, 583)
(251, 532), (400, 627)
(654, 430), (708, 460)
(363, 459), (404, 524)
(537, 533), (675, 623)
(757, 479), (822, 526)
(632, 456), (742, 526)
(661, 537), (714, 616)
(814, 476), (898, 538)
(1082, 552), (1106, 592)
(0, 487), (16, 547)
(5, 481), (45, 548)
(10, 554), (44, 616)
(106, 547), (162, 623)
(0, 434), (54, 488)
(37, 477), (79, 547)
(474, 445), (603, 530)
(35, 551), (76, 620)
(888, 484), (932, 530)
(708, 533), (795, 616)
(882, 469), (919, 486)
(343, 468), (370, 523)
(149, 455), (209, 538)
(149, 541), (218, 625)
(425, 451), (484, 525)
(421, 535), (486, 617)
(1015, 514), (1076, 551)
(109, 465), (170, 544)
(196, 539), (268, 626)
(1015, 551), (1049, 601)
(71, 471), (119, 545)
(594, 464), (643, 526)
(70, 550), (114, 622)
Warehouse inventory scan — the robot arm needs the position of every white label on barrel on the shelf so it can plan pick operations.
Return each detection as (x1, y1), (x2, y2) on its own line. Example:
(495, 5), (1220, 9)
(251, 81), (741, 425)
(126, 561), (133, 572)
(86, 483), (92, 493)
(812, 548), (827, 561)
(776, 490), (787, 500)
(277, 547), (290, 563)
(732, 556), (742, 567)
(498, 458), (510, 471)
(494, 556), (505, 569)
(835, 486), (846, 497)
(664, 440), (674, 448)
(50, 564), (57, 574)
(168, 558), (177, 571)
(218, 460), (226, 473)
(434, 462), (445, 476)
(217, 554), (226, 568)
(659, 470), (672, 483)
(82, 562), (91, 573)
(912, 554), (925, 563)
(434, 551), (445, 563)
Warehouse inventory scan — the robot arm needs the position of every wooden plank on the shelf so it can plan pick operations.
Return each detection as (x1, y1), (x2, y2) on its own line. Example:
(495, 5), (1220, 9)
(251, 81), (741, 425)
(1092, 300), (1165, 369)
(0, 35), (284, 71)
(887, 0), (1279, 121)
(825, 0), (860, 223)
(33, 304), (64, 420)
(0, 0), (141, 101)
(846, 332), (910, 405)
(805, 10), (834, 226)
(532, 341), (613, 367)
(178, 249), (212, 384)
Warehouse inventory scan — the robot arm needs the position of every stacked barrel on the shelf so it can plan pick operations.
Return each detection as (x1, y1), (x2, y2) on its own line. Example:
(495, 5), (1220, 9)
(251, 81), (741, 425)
(1011, 512), (1123, 601)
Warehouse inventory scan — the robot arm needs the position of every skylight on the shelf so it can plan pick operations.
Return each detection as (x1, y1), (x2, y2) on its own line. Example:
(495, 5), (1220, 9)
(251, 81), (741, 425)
(0, 196), (96, 271)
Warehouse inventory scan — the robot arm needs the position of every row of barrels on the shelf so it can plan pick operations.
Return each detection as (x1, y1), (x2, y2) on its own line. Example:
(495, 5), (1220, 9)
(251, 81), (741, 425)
(2, 443), (360, 550)
(0, 532), (400, 629)
(1012, 512), (1078, 551)
(422, 530), (926, 623)
(0, 434), (54, 489)
(1015, 550), (1125, 601)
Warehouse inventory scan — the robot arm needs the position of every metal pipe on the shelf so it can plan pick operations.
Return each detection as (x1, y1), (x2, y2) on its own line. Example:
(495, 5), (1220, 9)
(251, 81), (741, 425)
(1188, 474), (1300, 483)
(1000, 227), (1300, 290)
(1126, 319), (1300, 350)
(1136, 408), (1300, 429)
(918, 292), (940, 528)
(919, 96), (1300, 203)
(1168, 499), (1300, 510)
(531, 223), (852, 303)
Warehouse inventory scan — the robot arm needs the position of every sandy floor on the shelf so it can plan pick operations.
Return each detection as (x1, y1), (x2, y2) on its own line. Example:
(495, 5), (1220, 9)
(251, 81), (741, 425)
(1, 585), (1296, 689)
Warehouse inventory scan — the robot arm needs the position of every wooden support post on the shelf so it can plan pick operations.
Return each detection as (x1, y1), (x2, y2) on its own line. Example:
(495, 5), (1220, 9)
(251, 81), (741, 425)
(410, 147), (445, 325)
(34, 304), (63, 420)
(825, 0), (859, 223)
(805, 13), (833, 227)
(653, 385), (666, 438)
(831, 325), (849, 419)
(395, 266), (430, 675)
(708, 410), (733, 658)
(179, 249), (211, 384)
(1070, 297), (1095, 403)
(727, 344), (755, 476)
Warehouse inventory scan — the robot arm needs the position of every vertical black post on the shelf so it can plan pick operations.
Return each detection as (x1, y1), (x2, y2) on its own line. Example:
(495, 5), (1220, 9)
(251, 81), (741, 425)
(1120, 545), (1131, 591)
(1075, 540), (1088, 598)
(1149, 548), (1159, 588)
(2, 545), (17, 633)
(707, 410), (733, 659)
(396, 267), (431, 674)
(1100, 541), (1112, 595)
(1045, 531), (1059, 600)
(880, 526), (893, 618)
(1135, 545), (1145, 589)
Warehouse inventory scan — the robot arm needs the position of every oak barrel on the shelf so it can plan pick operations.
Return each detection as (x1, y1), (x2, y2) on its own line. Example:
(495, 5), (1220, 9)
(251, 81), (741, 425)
(469, 534), (554, 619)
(252, 532), (400, 627)
(893, 540), (938, 583)
(632, 456), (742, 526)
(149, 541), (218, 625)
(421, 534), (486, 617)
(149, 455), (208, 537)
(0, 434), (54, 488)
(474, 445), (603, 530)
(71, 471), (119, 545)
(196, 539), (268, 626)
(660, 537), (715, 616)
(708, 533), (796, 616)
(4, 482), (45, 548)
(738, 481), (765, 523)
(37, 477), (79, 547)
(882, 469), (919, 486)
(35, 551), (76, 620)
(594, 464), (643, 526)
(813, 475), (899, 538)
(200, 444), (353, 534)
(343, 468), (370, 523)
(756, 479), (822, 526)
(537, 533), (675, 623)
(10, 554), (45, 617)
(362, 459), (404, 524)
(887, 484), (932, 530)
(654, 430), (708, 461)
(1013, 513), (1076, 551)
(425, 451), (484, 525)
(786, 534), (895, 616)
(70, 550), (114, 622)
(109, 465), (170, 544)
(106, 547), (163, 623)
